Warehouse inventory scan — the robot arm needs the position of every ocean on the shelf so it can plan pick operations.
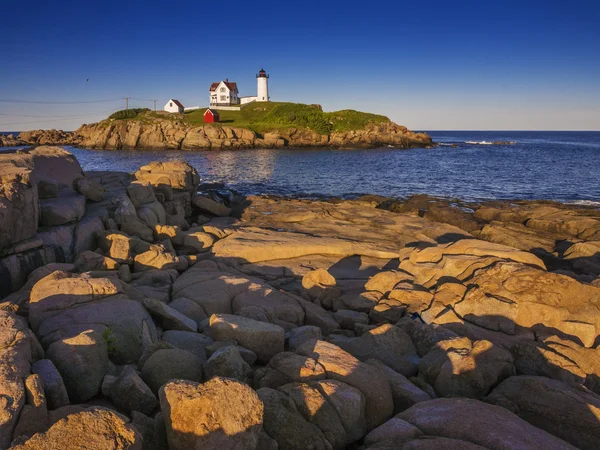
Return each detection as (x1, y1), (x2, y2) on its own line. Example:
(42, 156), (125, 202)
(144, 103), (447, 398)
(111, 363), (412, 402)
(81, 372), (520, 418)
(8, 131), (600, 203)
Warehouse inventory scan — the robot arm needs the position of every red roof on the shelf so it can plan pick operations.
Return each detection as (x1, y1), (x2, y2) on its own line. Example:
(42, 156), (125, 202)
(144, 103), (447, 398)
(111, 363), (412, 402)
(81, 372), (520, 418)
(204, 108), (219, 116)
(170, 99), (184, 108)
(209, 81), (238, 92)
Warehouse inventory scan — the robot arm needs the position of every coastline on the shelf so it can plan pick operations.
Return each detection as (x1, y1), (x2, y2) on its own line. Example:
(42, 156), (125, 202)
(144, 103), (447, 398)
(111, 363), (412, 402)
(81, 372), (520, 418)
(0, 113), (432, 150)
(1, 146), (600, 448)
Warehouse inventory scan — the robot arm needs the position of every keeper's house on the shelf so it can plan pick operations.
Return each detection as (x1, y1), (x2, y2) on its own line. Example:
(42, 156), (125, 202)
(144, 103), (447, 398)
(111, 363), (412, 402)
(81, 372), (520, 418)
(209, 80), (239, 107)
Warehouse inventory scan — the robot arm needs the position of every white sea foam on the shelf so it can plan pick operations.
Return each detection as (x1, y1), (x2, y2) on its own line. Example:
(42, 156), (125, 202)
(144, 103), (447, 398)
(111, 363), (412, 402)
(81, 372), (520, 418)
(567, 200), (600, 207)
(464, 141), (517, 145)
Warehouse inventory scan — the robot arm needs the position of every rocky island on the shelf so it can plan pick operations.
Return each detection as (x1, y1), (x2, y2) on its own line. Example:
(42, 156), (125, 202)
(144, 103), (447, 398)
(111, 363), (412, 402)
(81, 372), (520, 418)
(1, 146), (599, 449)
(0, 103), (432, 150)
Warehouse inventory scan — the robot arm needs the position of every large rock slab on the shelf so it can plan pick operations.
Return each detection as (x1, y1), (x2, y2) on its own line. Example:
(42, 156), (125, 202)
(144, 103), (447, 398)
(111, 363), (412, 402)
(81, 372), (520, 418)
(142, 297), (197, 332)
(141, 348), (204, 393)
(366, 359), (431, 413)
(0, 175), (38, 250)
(108, 365), (158, 416)
(418, 337), (514, 399)
(37, 224), (76, 262)
(0, 246), (63, 299)
(135, 161), (200, 192)
(0, 311), (41, 448)
(193, 196), (231, 217)
(485, 375), (600, 450)
(475, 204), (600, 240)
(0, 147), (84, 253)
(399, 239), (545, 287)
(31, 359), (69, 410)
(39, 194), (86, 226)
(460, 262), (600, 347)
(212, 227), (399, 263)
(512, 336), (600, 393)
(172, 264), (311, 327)
(329, 324), (419, 376)
(205, 314), (284, 363)
(73, 215), (105, 256)
(278, 382), (349, 449)
(296, 340), (393, 430)
(203, 345), (252, 384)
(29, 271), (157, 364)
(10, 407), (142, 449)
(159, 377), (263, 450)
(257, 387), (331, 450)
(397, 398), (577, 450)
(314, 379), (367, 443)
(46, 329), (108, 403)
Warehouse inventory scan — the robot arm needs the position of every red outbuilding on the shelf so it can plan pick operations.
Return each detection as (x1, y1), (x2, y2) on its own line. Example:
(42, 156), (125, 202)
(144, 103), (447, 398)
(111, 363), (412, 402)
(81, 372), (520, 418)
(204, 108), (220, 123)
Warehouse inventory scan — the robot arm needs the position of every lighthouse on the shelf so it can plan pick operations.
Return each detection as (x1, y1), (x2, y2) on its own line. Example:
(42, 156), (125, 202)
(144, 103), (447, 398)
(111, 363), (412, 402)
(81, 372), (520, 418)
(256, 68), (269, 102)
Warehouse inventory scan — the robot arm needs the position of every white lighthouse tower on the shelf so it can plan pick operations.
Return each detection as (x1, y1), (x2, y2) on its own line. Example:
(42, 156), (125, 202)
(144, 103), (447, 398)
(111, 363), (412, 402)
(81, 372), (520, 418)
(256, 68), (269, 102)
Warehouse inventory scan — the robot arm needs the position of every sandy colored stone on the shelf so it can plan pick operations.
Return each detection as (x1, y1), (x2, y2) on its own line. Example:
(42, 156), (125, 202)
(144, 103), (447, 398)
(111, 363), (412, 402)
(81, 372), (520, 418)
(331, 323), (419, 376)
(365, 271), (411, 294)
(46, 329), (108, 403)
(296, 340), (393, 430)
(205, 313), (285, 363)
(366, 359), (431, 413)
(268, 352), (327, 382)
(418, 337), (514, 399)
(212, 227), (399, 263)
(398, 398), (577, 450)
(486, 375), (600, 450)
(257, 387), (331, 450)
(10, 408), (142, 450)
(141, 349), (204, 394)
(32, 359), (69, 410)
(159, 377), (263, 450)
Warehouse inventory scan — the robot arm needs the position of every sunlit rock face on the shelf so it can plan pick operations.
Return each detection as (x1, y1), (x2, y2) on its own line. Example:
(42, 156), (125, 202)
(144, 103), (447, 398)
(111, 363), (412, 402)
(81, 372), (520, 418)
(2, 149), (600, 449)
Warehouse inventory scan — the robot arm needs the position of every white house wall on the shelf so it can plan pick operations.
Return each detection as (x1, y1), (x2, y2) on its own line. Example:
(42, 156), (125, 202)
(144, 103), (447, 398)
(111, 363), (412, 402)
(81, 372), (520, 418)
(164, 99), (184, 113)
(210, 81), (240, 106)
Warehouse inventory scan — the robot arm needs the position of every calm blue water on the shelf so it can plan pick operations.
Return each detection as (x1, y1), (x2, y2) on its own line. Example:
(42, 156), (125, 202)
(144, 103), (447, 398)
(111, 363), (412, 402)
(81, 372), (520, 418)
(24, 131), (600, 202)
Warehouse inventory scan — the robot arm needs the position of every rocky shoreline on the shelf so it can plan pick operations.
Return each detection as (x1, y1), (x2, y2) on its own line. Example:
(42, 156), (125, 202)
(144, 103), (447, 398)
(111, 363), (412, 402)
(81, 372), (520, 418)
(1, 146), (599, 449)
(0, 117), (432, 150)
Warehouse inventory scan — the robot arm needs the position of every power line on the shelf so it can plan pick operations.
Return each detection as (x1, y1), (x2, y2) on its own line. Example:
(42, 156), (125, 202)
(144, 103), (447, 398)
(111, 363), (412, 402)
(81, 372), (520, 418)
(0, 98), (124, 104)
(130, 97), (155, 102)
(0, 110), (117, 126)
(0, 111), (116, 118)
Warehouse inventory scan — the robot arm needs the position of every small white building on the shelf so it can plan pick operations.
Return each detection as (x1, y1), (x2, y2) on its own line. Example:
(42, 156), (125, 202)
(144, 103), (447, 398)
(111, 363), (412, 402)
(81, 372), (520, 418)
(164, 99), (185, 113)
(209, 80), (240, 107)
(240, 96), (257, 105)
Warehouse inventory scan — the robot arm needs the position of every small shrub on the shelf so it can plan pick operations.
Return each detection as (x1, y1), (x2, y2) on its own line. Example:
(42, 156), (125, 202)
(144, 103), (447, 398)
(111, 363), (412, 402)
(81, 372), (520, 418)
(109, 108), (150, 120)
(102, 327), (118, 356)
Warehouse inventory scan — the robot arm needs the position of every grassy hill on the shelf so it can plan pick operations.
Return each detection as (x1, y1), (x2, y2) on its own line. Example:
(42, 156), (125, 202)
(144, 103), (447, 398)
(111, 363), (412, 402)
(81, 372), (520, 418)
(184, 102), (389, 134)
(106, 102), (390, 135)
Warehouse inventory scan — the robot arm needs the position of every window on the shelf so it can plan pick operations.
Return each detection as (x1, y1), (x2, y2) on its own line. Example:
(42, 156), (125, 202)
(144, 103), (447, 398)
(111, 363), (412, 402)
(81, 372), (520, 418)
(220, 87), (226, 92)
(220, 95), (226, 101)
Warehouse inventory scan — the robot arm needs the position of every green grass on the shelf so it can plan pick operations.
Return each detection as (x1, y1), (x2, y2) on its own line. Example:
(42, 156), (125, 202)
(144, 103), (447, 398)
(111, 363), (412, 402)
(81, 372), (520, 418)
(183, 102), (389, 135)
(106, 102), (390, 135)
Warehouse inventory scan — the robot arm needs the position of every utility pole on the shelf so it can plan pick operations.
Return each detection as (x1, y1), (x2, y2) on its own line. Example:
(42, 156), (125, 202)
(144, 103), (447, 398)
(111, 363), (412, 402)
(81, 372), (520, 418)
(152, 100), (157, 112)
(124, 97), (130, 110)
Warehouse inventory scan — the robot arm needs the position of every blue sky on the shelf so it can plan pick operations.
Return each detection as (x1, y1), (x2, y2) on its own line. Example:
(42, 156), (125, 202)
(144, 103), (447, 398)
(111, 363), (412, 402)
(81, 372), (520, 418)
(1, 0), (599, 131)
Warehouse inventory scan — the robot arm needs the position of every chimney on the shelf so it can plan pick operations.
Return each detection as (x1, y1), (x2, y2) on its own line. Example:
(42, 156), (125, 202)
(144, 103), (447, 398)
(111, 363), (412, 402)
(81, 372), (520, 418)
(226, 78), (228, 82)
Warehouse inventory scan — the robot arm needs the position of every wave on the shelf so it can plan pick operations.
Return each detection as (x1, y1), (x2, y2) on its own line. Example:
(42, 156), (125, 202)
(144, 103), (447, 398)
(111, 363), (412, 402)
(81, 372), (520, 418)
(566, 200), (600, 207)
(464, 141), (517, 145)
